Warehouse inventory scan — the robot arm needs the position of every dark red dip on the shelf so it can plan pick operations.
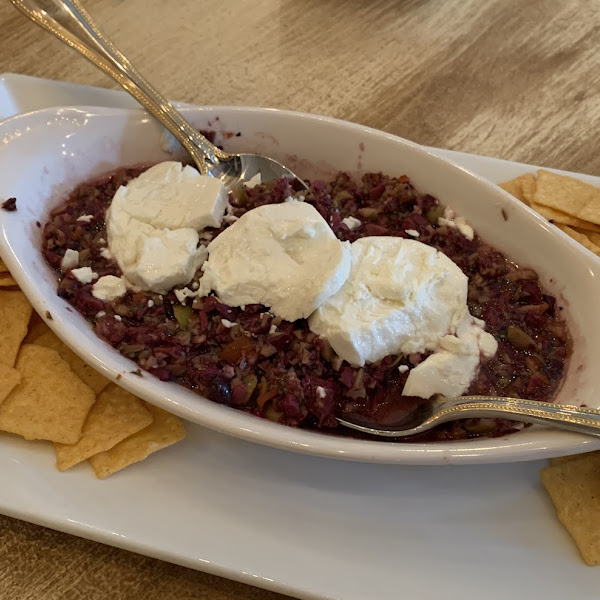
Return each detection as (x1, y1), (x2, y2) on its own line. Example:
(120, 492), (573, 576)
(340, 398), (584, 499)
(42, 168), (570, 442)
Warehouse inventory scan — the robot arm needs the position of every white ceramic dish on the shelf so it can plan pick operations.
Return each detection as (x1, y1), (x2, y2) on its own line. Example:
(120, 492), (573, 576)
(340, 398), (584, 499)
(2, 75), (600, 600)
(0, 102), (599, 465)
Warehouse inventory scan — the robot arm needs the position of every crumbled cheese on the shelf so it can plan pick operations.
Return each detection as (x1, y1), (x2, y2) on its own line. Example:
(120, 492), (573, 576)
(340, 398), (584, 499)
(244, 173), (262, 189)
(96, 311), (106, 318)
(341, 216), (361, 231)
(147, 299), (154, 308)
(309, 237), (497, 398)
(221, 318), (236, 328)
(405, 229), (419, 237)
(92, 275), (128, 301)
(114, 315), (122, 321)
(454, 218), (474, 241)
(71, 267), (98, 284)
(60, 249), (79, 271)
(106, 161), (225, 293)
(438, 207), (474, 241)
(398, 365), (409, 373)
(316, 386), (327, 398)
(269, 324), (278, 334)
(284, 193), (305, 203)
(77, 214), (94, 223)
(174, 287), (199, 304)
(100, 247), (113, 260)
(199, 202), (352, 321)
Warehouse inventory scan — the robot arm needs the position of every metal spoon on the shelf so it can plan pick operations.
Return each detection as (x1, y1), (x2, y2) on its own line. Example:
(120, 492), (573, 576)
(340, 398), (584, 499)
(337, 395), (600, 438)
(12, 0), (309, 191)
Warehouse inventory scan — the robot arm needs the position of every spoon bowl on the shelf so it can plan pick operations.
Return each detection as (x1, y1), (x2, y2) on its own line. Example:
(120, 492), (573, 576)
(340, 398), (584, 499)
(208, 152), (309, 193)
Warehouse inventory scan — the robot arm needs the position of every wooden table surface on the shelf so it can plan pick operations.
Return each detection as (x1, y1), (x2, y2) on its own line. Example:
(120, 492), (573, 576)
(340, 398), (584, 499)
(1, 0), (599, 598)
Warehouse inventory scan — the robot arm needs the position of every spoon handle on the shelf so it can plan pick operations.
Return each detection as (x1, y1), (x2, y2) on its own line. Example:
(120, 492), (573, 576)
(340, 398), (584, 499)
(11, 0), (226, 170)
(436, 396), (600, 437)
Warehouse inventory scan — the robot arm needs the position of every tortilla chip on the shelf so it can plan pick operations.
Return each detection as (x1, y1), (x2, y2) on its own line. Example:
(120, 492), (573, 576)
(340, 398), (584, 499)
(555, 224), (600, 257)
(0, 344), (95, 443)
(535, 170), (600, 226)
(90, 403), (186, 479)
(520, 175), (537, 205)
(0, 362), (20, 407)
(23, 312), (47, 344)
(499, 180), (524, 202)
(530, 202), (600, 233)
(0, 291), (33, 367)
(574, 227), (600, 247)
(54, 384), (153, 471)
(499, 173), (537, 206)
(541, 452), (600, 565)
(32, 324), (110, 394)
(550, 453), (593, 466)
(0, 274), (17, 287)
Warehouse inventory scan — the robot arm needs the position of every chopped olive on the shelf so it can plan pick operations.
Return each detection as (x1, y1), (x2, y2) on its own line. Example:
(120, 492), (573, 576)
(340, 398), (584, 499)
(210, 376), (232, 405)
(507, 325), (536, 350)
(173, 304), (193, 327)
(506, 268), (537, 282)
(244, 374), (258, 400)
(357, 207), (379, 220)
(265, 405), (283, 422)
(425, 204), (445, 225)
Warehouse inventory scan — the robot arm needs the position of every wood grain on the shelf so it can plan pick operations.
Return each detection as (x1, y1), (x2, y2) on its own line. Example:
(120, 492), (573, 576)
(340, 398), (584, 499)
(1, 0), (599, 598)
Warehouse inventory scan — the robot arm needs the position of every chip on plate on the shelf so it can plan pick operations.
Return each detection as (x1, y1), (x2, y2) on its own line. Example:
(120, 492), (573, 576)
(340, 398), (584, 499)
(535, 170), (600, 226)
(0, 344), (95, 443)
(90, 403), (186, 479)
(32, 323), (110, 394)
(0, 362), (21, 406)
(499, 173), (536, 205)
(541, 452), (600, 566)
(555, 224), (600, 257)
(575, 228), (600, 247)
(531, 202), (600, 233)
(23, 310), (48, 344)
(54, 384), (153, 471)
(0, 291), (33, 367)
(550, 453), (592, 466)
(0, 273), (17, 287)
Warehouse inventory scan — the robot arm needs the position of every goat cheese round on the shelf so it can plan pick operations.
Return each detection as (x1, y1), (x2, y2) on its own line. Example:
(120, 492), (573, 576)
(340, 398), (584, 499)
(106, 162), (227, 294)
(198, 202), (352, 322)
(309, 237), (497, 398)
